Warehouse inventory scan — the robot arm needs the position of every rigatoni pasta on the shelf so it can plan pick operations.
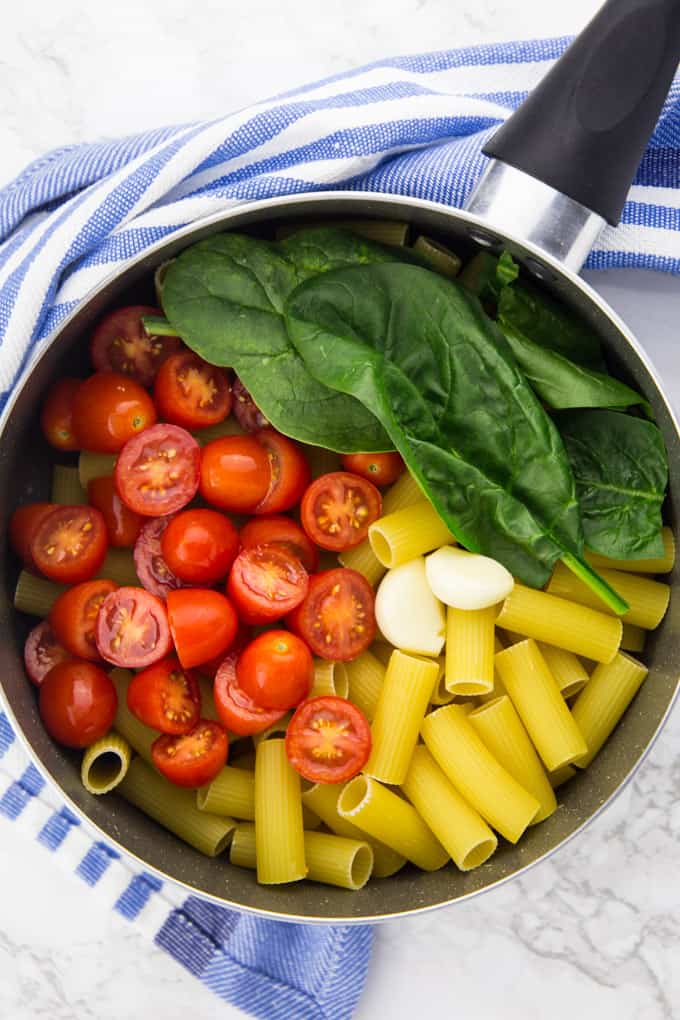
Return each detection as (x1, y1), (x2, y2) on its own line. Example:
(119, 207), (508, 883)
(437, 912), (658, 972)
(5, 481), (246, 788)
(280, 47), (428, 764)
(536, 643), (590, 700)
(338, 539), (386, 587)
(310, 659), (349, 699)
(571, 653), (648, 768)
(254, 739), (306, 884)
(111, 668), (157, 763)
(80, 732), (131, 794)
(369, 501), (455, 568)
(51, 465), (87, 505)
(197, 766), (255, 819)
(344, 650), (385, 721)
(444, 605), (495, 696)
(585, 527), (675, 574)
(381, 470), (423, 515)
(546, 562), (670, 630)
(620, 623), (646, 653)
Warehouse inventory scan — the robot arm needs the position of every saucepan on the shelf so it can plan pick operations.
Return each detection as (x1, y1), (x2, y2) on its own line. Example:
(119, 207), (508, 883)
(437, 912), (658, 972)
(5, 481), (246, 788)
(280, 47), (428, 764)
(1, 0), (680, 922)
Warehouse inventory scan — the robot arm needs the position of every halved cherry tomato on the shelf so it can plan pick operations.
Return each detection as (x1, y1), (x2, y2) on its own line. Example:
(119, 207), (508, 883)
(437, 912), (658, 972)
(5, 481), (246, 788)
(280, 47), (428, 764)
(49, 578), (118, 660)
(115, 424), (200, 516)
(127, 655), (200, 735)
(71, 372), (157, 453)
(341, 452), (405, 487)
(133, 514), (187, 600)
(152, 719), (228, 788)
(287, 568), (376, 661)
(30, 505), (108, 583)
(40, 378), (81, 451)
(227, 545), (308, 625)
(285, 696), (371, 783)
(96, 586), (172, 668)
(90, 305), (183, 387)
(213, 654), (285, 736)
(197, 622), (252, 679)
(39, 660), (117, 749)
(199, 435), (270, 513)
(239, 515), (319, 573)
(87, 475), (143, 547)
(23, 621), (72, 686)
(254, 429), (310, 515)
(300, 472), (382, 551)
(9, 502), (57, 569)
(166, 588), (238, 669)
(154, 352), (232, 429)
(160, 509), (239, 585)
(237, 631), (313, 710)
(232, 377), (268, 432)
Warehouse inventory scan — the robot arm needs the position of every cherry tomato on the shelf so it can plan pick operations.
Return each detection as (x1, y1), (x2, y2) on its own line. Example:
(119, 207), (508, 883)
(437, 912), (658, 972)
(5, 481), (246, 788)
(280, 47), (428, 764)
(23, 621), (72, 686)
(127, 654), (200, 735)
(213, 653), (285, 736)
(40, 378), (81, 451)
(152, 720), (228, 788)
(9, 502), (57, 569)
(96, 586), (172, 668)
(154, 352), (232, 429)
(71, 372), (157, 453)
(254, 429), (311, 515)
(199, 435), (270, 513)
(30, 505), (108, 583)
(232, 377), (268, 432)
(285, 696), (371, 783)
(239, 515), (319, 573)
(49, 578), (118, 660)
(115, 424), (200, 516)
(197, 622), (252, 679)
(236, 631), (313, 710)
(90, 305), (183, 386)
(341, 452), (405, 487)
(39, 660), (117, 749)
(300, 472), (382, 551)
(160, 509), (239, 585)
(87, 475), (143, 547)
(133, 514), (187, 600)
(288, 568), (376, 661)
(166, 588), (238, 669)
(227, 545), (309, 626)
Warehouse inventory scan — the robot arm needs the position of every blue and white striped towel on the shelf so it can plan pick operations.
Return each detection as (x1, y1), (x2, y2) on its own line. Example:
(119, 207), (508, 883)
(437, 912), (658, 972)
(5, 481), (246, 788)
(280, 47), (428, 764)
(1, 35), (679, 1020)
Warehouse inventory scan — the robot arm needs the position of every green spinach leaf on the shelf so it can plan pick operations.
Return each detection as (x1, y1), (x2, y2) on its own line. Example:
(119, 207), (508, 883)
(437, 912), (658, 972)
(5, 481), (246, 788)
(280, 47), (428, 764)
(285, 262), (626, 611)
(558, 409), (668, 560)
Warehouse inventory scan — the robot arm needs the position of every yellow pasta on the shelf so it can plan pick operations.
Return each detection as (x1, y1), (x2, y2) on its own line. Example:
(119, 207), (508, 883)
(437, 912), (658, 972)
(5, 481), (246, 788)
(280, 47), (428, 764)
(98, 548), (139, 587)
(78, 450), (117, 488)
(229, 824), (374, 890)
(381, 470), (424, 515)
(546, 562), (670, 630)
(198, 675), (220, 723)
(80, 732), (131, 794)
(345, 650), (385, 721)
(338, 539), (386, 586)
(51, 465), (87, 504)
(468, 696), (556, 823)
(550, 764), (577, 788)
(495, 584), (622, 663)
(412, 235), (462, 279)
(585, 527), (675, 574)
(338, 775), (448, 871)
(444, 605), (495, 696)
(252, 714), (291, 747)
(300, 781), (405, 878)
(111, 668), (156, 763)
(369, 642), (393, 667)
(571, 652), (648, 768)
(254, 739), (306, 884)
(197, 766), (255, 819)
(620, 623), (647, 653)
(369, 501), (455, 568)
(421, 705), (539, 842)
(402, 746), (497, 870)
(14, 570), (66, 617)
(429, 656), (455, 706)
(537, 643), (590, 699)
(310, 659), (349, 699)
(364, 650), (438, 783)
(494, 640), (588, 771)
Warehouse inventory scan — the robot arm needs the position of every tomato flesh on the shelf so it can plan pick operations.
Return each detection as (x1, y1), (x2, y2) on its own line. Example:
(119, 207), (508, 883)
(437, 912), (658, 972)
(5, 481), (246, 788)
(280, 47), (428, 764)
(227, 545), (309, 626)
(160, 509), (240, 585)
(71, 372), (157, 453)
(154, 352), (232, 429)
(96, 586), (172, 668)
(24, 621), (72, 686)
(341, 452), (405, 487)
(127, 655), (200, 735)
(236, 630), (313, 710)
(49, 578), (118, 661)
(166, 588), (239, 669)
(300, 471), (382, 551)
(152, 719), (228, 788)
(39, 660), (117, 749)
(213, 654), (285, 736)
(285, 696), (371, 783)
(289, 567), (376, 661)
(239, 515), (319, 573)
(90, 305), (183, 386)
(199, 435), (271, 513)
(254, 429), (311, 515)
(133, 514), (187, 600)
(115, 423), (200, 516)
(9, 502), (58, 570)
(31, 505), (108, 583)
(88, 475), (143, 547)
(40, 378), (81, 451)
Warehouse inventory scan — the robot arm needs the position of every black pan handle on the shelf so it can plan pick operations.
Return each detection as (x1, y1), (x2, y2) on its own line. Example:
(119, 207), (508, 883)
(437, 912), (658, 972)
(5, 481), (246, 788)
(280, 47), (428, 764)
(483, 0), (680, 225)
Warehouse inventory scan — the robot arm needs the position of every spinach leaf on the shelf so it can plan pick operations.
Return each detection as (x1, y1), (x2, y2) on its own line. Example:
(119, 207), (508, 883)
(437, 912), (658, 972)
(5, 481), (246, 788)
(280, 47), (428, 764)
(161, 230), (422, 452)
(285, 262), (626, 612)
(558, 409), (668, 560)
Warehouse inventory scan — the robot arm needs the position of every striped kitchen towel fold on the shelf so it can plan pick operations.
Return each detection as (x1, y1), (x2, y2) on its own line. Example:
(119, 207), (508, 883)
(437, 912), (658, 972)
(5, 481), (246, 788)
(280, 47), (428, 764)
(1, 35), (680, 1020)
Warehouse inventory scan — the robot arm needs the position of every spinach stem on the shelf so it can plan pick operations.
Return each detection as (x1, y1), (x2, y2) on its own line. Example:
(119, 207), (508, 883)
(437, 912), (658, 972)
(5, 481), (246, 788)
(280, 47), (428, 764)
(141, 315), (177, 337)
(560, 551), (629, 616)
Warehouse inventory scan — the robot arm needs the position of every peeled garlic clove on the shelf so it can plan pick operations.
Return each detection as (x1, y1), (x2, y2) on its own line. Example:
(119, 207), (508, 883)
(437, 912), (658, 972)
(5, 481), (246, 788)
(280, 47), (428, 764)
(425, 546), (513, 610)
(375, 557), (445, 656)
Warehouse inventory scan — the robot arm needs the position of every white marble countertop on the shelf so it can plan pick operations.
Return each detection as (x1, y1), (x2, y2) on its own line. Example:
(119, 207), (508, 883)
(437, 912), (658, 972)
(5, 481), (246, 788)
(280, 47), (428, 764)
(2, 1), (680, 1017)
